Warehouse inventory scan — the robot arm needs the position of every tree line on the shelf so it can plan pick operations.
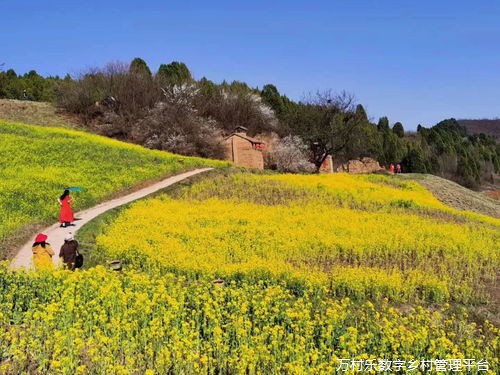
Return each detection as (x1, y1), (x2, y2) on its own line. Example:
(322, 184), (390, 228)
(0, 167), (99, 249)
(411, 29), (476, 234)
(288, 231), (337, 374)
(0, 68), (65, 101)
(1, 59), (498, 187)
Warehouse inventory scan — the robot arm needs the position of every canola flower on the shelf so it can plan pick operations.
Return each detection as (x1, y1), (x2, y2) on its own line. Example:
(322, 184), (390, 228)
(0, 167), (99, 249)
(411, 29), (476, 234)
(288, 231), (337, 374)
(96, 172), (499, 304)
(0, 264), (497, 374)
(183, 172), (500, 225)
(0, 120), (228, 247)
(1, 157), (499, 373)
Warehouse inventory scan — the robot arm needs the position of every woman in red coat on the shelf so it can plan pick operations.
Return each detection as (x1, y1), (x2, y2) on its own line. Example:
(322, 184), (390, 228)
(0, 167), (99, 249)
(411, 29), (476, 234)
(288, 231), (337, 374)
(58, 189), (74, 227)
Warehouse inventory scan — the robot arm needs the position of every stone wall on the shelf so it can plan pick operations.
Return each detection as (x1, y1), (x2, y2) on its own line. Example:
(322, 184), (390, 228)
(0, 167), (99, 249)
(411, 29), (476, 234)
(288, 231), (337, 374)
(336, 157), (382, 174)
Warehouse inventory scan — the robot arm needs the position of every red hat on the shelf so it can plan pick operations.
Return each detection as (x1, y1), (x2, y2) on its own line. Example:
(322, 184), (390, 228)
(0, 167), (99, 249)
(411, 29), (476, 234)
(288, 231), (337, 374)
(35, 233), (47, 243)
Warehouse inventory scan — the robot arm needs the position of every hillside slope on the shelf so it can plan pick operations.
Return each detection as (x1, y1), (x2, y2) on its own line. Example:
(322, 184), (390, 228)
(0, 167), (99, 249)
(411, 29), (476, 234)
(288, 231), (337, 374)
(11, 168), (213, 269)
(0, 120), (228, 259)
(66, 171), (498, 372)
(0, 99), (80, 128)
(95, 172), (499, 298)
(407, 174), (500, 218)
(0, 170), (498, 372)
(458, 118), (500, 140)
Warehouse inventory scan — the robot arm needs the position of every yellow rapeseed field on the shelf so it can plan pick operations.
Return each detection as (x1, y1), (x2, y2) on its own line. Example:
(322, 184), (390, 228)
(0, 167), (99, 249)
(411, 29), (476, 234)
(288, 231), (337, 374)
(1, 144), (498, 373)
(0, 120), (228, 250)
(0, 264), (497, 374)
(96, 173), (499, 304)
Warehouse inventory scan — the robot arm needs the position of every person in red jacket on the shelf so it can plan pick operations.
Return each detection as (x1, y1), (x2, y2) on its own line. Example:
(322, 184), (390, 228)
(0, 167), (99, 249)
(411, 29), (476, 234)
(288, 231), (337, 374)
(389, 163), (395, 173)
(58, 189), (74, 227)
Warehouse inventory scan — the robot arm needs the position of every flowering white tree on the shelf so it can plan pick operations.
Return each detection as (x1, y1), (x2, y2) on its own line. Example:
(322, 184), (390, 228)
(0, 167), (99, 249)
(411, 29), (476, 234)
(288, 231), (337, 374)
(269, 135), (315, 173)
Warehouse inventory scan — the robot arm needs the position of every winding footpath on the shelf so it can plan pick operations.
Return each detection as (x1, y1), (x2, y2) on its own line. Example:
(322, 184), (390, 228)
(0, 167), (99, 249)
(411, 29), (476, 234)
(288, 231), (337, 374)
(11, 168), (213, 270)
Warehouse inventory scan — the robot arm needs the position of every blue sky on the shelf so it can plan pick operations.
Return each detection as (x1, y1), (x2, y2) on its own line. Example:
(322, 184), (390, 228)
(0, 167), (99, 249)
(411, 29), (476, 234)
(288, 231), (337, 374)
(1, 1), (499, 130)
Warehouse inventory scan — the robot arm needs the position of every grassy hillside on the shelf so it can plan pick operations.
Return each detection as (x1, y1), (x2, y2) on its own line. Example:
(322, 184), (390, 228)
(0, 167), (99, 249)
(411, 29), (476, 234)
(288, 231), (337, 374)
(0, 99), (80, 129)
(404, 174), (500, 218)
(0, 120), (228, 258)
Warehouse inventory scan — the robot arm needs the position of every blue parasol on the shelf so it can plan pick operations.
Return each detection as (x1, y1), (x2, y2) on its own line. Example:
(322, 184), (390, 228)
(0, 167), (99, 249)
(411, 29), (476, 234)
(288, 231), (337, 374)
(65, 186), (83, 191)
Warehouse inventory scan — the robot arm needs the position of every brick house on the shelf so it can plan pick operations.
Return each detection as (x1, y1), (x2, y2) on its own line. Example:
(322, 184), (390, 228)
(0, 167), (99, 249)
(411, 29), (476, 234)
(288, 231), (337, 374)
(223, 127), (265, 169)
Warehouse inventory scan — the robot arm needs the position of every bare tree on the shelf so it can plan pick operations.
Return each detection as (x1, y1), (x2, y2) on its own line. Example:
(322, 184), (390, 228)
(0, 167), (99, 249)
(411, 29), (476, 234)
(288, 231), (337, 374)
(195, 83), (278, 136)
(55, 61), (162, 128)
(55, 60), (277, 160)
(292, 90), (365, 171)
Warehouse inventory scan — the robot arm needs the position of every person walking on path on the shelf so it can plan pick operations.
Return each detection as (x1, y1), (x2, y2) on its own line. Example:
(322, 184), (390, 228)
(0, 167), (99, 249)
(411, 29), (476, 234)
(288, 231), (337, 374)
(58, 189), (74, 227)
(11, 168), (212, 270)
(59, 233), (79, 270)
(32, 233), (55, 270)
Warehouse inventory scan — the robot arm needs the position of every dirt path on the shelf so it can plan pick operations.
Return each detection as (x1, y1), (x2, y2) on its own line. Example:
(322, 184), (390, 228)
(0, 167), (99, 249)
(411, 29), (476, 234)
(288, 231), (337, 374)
(10, 168), (213, 270)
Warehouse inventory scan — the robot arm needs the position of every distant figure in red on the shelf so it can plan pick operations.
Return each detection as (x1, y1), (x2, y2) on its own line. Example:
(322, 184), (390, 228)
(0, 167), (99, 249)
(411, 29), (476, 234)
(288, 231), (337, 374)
(58, 189), (74, 227)
(396, 164), (402, 174)
(389, 163), (395, 173)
